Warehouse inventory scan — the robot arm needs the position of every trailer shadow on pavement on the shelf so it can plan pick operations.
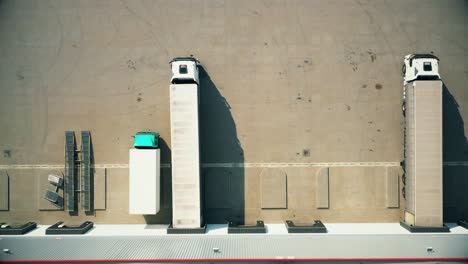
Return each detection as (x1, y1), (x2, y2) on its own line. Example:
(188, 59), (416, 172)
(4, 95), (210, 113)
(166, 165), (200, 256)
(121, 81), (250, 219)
(442, 84), (468, 222)
(143, 137), (172, 224)
(199, 66), (245, 224)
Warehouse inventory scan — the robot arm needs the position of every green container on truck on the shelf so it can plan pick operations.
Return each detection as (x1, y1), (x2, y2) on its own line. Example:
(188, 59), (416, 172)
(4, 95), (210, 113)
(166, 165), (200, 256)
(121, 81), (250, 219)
(133, 132), (159, 149)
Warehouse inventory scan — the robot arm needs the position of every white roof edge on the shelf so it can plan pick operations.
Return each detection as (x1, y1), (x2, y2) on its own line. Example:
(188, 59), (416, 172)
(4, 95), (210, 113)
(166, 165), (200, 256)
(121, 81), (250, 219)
(5, 222), (467, 237)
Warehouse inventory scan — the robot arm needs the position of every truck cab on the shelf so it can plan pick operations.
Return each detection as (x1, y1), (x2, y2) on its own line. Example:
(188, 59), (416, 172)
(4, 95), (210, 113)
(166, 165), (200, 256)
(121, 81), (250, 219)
(170, 57), (200, 85)
(402, 54), (440, 85)
(133, 132), (159, 149)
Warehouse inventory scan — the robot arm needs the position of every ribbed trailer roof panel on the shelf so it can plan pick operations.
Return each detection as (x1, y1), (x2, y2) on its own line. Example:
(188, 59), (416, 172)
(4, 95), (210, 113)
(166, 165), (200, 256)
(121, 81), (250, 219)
(404, 80), (443, 227)
(170, 83), (202, 228)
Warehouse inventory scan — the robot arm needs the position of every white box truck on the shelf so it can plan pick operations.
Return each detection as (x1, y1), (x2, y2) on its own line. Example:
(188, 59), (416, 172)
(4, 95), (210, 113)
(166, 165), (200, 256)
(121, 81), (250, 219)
(169, 57), (203, 228)
(402, 54), (443, 228)
(129, 133), (161, 215)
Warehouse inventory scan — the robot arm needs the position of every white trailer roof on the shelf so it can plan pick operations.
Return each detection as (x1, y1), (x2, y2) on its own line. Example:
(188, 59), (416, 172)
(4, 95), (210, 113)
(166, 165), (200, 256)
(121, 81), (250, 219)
(129, 149), (160, 215)
(404, 80), (443, 227)
(170, 83), (202, 228)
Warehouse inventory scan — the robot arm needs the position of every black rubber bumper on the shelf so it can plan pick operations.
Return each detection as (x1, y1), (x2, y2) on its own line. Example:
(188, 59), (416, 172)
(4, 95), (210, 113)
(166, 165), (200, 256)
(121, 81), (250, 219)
(167, 223), (206, 234)
(400, 221), (450, 233)
(458, 220), (468, 229)
(46, 221), (94, 235)
(228, 221), (267, 234)
(285, 220), (327, 233)
(0, 222), (37, 235)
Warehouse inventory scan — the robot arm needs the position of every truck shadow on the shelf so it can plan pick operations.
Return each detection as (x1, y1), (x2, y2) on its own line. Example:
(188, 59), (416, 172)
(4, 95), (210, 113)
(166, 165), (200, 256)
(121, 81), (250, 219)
(144, 137), (172, 223)
(199, 66), (245, 224)
(442, 84), (468, 222)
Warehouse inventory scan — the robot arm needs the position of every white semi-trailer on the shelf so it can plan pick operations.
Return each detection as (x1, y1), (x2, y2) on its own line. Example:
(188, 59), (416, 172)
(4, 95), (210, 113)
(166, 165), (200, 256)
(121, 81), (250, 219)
(169, 57), (203, 229)
(402, 54), (445, 230)
(129, 132), (161, 215)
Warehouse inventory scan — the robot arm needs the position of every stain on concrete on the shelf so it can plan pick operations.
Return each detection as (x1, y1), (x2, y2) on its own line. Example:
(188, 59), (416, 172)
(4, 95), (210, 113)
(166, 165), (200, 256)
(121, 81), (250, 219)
(362, 84), (367, 88)
(127, 60), (136, 71)
(302, 149), (310, 157)
(3, 149), (11, 158)
(345, 50), (359, 71)
(377, 129), (381, 132)
(346, 48), (377, 71)
(16, 70), (24, 81)
(136, 97), (142, 102)
(345, 104), (351, 111)
(375, 83), (383, 90)
(367, 50), (377, 62)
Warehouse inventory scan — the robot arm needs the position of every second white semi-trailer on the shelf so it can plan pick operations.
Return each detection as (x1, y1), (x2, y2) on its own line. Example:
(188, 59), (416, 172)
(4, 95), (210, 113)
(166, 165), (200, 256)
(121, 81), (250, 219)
(401, 54), (446, 232)
(169, 57), (203, 230)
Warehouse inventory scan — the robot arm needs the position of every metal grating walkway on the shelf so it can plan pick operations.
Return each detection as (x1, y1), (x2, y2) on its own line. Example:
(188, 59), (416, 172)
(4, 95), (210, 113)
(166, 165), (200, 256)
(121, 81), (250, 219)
(64, 131), (76, 212)
(81, 131), (92, 211)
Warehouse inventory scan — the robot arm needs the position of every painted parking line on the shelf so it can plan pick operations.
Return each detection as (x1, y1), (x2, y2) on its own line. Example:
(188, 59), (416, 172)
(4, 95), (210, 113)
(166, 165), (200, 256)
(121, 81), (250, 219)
(1, 161), (468, 170)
